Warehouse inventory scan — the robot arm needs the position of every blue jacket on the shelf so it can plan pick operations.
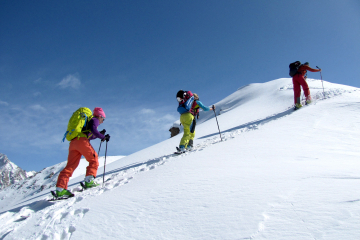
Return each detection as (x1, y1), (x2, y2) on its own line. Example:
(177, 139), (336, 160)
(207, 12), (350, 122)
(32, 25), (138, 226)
(177, 96), (194, 114)
(195, 100), (210, 111)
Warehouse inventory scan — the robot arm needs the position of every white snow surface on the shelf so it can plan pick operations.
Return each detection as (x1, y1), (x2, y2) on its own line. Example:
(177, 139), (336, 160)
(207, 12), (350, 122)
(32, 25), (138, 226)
(0, 78), (359, 240)
(25, 171), (37, 178)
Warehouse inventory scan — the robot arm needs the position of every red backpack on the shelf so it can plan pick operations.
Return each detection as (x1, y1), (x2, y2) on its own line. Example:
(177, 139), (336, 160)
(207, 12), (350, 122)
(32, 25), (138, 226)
(182, 91), (193, 101)
(190, 101), (199, 117)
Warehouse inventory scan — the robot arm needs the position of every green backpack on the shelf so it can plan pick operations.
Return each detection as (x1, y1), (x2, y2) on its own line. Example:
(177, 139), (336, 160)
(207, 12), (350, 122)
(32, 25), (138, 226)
(62, 107), (93, 142)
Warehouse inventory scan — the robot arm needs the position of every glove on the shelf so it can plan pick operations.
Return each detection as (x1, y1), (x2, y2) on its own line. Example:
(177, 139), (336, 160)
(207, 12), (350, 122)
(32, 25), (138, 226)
(104, 134), (110, 142)
(100, 129), (106, 135)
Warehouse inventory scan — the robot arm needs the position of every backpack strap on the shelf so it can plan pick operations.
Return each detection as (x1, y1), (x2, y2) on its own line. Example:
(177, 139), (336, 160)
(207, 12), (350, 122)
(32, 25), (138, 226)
(81, 116), (94, 139)
(62, 131), (69, 142)
(190, 101), (200, 116)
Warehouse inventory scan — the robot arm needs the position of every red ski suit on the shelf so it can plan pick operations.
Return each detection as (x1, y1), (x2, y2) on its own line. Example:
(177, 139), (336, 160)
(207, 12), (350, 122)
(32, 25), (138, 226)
(292, 65), (321, 104)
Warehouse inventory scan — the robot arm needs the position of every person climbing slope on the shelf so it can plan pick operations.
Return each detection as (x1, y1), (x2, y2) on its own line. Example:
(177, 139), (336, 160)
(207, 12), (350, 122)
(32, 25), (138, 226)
(176, 90), (214, 153)
(292, 62), (321, 110)
(55, 107), (110, 198)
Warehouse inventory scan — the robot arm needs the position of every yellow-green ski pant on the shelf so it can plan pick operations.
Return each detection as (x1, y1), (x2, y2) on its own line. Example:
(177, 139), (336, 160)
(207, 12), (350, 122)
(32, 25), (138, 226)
(180, 112), (195, 147)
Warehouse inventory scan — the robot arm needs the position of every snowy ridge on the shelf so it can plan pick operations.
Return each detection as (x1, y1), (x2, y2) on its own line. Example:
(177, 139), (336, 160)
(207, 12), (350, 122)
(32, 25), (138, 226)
(178, 78), (357, 128)
(0, 78), (359, 240)
(0, 154), (27, 190)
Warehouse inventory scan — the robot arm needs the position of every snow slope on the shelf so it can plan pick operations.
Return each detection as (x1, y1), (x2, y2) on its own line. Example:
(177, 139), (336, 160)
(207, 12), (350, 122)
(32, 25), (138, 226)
(0, 78), (359, 240)
(0, 156), (124, 213)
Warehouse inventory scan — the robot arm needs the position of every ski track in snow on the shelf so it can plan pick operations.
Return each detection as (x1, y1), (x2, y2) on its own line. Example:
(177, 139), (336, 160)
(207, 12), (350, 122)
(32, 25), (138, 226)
(0, 87), (357, 240)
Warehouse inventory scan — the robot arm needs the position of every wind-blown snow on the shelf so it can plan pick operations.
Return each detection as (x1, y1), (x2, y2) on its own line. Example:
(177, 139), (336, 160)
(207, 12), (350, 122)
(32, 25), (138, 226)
(0, 78), (359, 240)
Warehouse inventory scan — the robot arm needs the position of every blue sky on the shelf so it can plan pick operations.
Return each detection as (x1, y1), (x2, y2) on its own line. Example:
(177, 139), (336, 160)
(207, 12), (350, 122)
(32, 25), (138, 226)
(1, 0), (359, 171)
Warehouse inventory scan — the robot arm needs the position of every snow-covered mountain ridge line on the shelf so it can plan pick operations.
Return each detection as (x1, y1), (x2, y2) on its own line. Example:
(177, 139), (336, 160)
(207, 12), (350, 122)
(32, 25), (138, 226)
(0, 153), (32, 190)
(173, 78), (358, 131)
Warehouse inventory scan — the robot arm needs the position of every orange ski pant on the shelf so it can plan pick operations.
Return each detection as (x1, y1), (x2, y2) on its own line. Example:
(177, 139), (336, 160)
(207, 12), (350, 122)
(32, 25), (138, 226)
(56, 137), (99, 189)
(292, 74), (311, 104)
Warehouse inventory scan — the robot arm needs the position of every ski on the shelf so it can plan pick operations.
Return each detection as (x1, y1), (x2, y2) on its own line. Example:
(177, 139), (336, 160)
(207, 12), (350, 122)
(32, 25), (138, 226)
(80, 182), (87, 190)
(294, 95), (316, 110)
(173, 146), (196, 155)
(175, 145), (200, 154)
(174, 147), (186, 155)
(294, 101), (312, 111)
(80, 181), (100, 190)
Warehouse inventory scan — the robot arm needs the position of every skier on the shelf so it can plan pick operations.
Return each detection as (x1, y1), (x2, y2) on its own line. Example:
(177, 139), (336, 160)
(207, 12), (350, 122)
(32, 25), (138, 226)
(176, 91), (214, 153)
(55, 107), (110, 198)
(292, 62), (321, 109)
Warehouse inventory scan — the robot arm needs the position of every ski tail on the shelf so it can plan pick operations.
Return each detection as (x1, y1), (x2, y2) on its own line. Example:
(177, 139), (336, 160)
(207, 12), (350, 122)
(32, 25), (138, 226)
(50, 191), (57, 198)
(80, 182), (86, 190)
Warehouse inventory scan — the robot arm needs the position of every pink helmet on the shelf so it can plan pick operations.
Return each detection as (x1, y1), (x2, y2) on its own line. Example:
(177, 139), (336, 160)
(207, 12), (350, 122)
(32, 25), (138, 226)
(93, 107), (106, 118)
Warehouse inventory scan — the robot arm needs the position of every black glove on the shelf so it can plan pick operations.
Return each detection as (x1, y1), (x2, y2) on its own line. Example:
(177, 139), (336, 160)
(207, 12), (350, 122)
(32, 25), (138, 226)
(100, 129), (106, 135)
(104, 134), (110, 142)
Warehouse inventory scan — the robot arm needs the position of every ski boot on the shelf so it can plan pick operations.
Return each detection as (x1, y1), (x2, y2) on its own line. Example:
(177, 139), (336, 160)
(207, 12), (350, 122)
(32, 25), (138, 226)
(52, 189), (74, 199)
(84, 180), (100, 189)
(187, 140), (193, 151)
(55, 189), (75, 198)
(80, 175), (99, 190)
(294, 103), (302, 110)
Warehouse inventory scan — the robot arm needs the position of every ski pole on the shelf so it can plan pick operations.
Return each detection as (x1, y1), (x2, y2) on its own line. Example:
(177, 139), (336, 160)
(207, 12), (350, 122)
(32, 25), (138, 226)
(98, 141), (102, 156)
(316, 66), (325, 98)
(212, 105), (222, 141)
(102, 140), (108, 187)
